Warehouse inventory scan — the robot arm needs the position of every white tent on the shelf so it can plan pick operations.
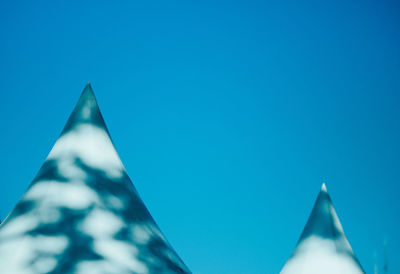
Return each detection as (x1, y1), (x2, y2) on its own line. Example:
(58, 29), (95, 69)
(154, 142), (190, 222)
(0, 84), (190, 274)
(281, 184), (365, 274)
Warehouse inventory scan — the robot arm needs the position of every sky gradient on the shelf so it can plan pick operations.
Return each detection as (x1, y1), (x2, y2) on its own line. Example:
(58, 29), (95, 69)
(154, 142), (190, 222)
(1, 0), (399, 273)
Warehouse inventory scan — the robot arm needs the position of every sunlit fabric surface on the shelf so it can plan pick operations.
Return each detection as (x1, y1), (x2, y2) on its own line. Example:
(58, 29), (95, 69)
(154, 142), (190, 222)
(280, 184), (365, 274)
(0, 84), (190, 274)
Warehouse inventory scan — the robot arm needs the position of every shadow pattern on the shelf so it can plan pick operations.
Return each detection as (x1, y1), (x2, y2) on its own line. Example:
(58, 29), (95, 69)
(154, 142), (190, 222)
(0, 84), (190, 274)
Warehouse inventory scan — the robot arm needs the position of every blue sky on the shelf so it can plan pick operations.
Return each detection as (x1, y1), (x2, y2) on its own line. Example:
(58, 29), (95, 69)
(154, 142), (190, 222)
(0, 0), (399, 273)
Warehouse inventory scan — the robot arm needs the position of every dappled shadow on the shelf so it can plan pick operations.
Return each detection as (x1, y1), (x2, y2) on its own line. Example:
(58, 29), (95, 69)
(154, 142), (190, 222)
(0, 84), (190, 273)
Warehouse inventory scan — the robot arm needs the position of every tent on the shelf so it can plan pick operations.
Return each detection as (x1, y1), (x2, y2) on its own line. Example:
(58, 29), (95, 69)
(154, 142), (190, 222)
(280, 184), (365, 274)
(0, 84), (190, 274)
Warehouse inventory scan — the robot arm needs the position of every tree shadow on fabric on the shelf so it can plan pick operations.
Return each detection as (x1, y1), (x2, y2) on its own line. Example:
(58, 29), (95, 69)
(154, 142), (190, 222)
(0, 154), (189, 274)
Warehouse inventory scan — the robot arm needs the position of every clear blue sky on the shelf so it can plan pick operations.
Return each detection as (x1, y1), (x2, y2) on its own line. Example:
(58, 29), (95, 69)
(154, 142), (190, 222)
(0, 0), (399, 273)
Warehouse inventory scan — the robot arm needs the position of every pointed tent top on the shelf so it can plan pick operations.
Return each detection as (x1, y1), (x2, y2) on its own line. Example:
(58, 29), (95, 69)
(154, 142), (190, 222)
(321, 182), (327, 192)
(281, 185), (364, 273)
(79, 82), (96, 103)
(79, 82), (95, 100)
(0, 83), (191, 273)
(61, 83), (108, 135)
(298, 184), (342, 241)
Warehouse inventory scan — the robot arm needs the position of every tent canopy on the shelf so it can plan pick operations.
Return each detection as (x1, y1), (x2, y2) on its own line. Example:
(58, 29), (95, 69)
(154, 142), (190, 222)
(280, 184), (364, 274)
(0, 84), (190, 274)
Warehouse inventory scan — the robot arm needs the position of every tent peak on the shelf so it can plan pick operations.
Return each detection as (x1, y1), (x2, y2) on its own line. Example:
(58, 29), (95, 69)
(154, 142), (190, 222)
(321, 182), (327, 192)
(60, 83), (107, 135)
(81, 82), (95, 98)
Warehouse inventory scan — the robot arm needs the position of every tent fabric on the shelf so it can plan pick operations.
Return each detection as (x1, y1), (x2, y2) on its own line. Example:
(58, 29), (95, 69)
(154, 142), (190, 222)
(0, 84), (190, 274)
(280, 184), (365, 274)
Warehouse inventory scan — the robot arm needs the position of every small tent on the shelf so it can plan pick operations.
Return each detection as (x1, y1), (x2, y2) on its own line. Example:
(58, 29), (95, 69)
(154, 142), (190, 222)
(281, 184), (364, 274)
